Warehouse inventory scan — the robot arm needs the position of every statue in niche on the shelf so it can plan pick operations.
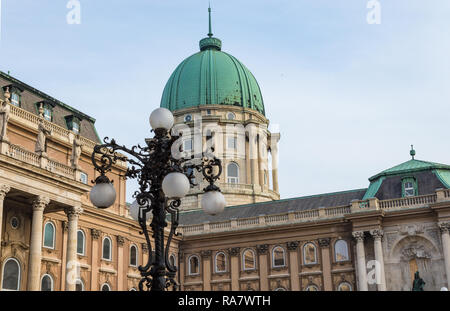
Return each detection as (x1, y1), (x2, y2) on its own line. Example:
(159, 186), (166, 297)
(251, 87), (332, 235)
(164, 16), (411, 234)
(412, 271), (425, 291)
(71, 134), (82, 169)
(0, 87), (11, 141)
(35, 118), (52, 156)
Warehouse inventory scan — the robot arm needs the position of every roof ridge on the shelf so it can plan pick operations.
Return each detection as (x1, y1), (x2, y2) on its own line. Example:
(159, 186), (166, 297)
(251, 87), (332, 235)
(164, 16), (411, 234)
(179, 188), (367, 216)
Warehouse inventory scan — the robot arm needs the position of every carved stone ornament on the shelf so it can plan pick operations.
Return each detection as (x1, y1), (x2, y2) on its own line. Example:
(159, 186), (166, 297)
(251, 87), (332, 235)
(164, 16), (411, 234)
(370, 229), (384, 240)
(0, 184), (10, 200)
(116, 235), (125, 246)
(91, 228), (101, 240)
(318, 238), (331, 248)
(141, 243), (148, 254)
(229, 247), (241, 257)
(32, 195), (50, 212)
(401, 245), (431, 260)
(438, 222), (450, 234)
(256, 244), (268, 255)
(352, 231), (365, 242)
(64, 206), (83, 220)
(200, 250), (212, 258)
(286, 241), (299, 251)
(400, 224), (425, 236)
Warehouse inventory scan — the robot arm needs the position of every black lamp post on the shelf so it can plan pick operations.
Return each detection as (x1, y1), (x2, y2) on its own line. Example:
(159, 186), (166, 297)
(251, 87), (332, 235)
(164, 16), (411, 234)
(89, 108), (226, 291)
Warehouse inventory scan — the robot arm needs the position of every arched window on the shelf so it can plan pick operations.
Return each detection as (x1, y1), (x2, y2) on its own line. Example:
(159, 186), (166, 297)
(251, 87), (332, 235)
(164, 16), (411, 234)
(102, 237), (112, 261)
(215, 252), (227, 273)
(1, 258), (21, 291)
(303, 243), (317, 265)
(305, 285), (319, 291)
(272, 246), (286, 267)
(41, 274), (53, 291)
(77, 230), (85, 255)
(75, 279), (84, 291)
(335, 240), (349, 262)
(242, 249), (256, 271)
(188, 255), (200, 275)
(169, 254), (177, 268)
(101, 283), (111, 291)
(11, 92), (20, 107)
(338, 282), (352, 291)
(130, 245), (138, 267)
(129, 288), (137, 291)
(274, 287), (286, 291)
(43, 222), (55, 249)
(227, 163), (239, 184)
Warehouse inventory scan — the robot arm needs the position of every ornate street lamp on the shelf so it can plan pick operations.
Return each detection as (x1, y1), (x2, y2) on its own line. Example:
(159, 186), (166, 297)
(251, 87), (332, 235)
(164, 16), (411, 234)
(89, 107), (226, 291)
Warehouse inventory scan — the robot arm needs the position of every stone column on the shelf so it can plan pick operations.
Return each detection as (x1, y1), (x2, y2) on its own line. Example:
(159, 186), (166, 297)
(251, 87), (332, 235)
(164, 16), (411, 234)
(117, 235), (125, 291)
(318, 238), (333, 291)
(438, 222), (450, 288)
(200, 250), (212, 290)
(352, 231), (368, 291)
(27, 195), (50, 291)
(271, 145), (279, 193)
(64, 205), (83, 291)
(256, 244), (269, 291)
(370, 229), (386, 291)
(0, 185), (11, 256)
(229, 247), (240, 291)
(90, 228), (101, 291)
(287, 242), (300, 291)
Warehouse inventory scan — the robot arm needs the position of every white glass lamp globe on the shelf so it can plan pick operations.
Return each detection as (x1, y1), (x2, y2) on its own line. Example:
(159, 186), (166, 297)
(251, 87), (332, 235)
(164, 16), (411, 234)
(129, 200), (151, 222)
(162, 172), (190, 199)
(90, 182), (116, 209)
(201, 191), (226, 215)
(149, 108), (174, 131)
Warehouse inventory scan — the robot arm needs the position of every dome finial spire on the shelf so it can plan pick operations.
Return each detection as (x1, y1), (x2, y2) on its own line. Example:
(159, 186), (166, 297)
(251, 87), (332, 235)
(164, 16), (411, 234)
(410, 145), (416, 160)
(208, 2), (213, 37)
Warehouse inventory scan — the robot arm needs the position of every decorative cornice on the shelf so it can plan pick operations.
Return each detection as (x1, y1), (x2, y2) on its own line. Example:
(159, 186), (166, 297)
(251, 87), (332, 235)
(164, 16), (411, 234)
(286, 241), (299, 251)
(91, 228), (101, 240)
(438, 222), (450, 234)
(116, 235), (125, 246)
(256, 244), (268, 255)
(317, 238), (331, 248)
(32, 195), (50, 212)
(370, 229), (384, 239)
(200, 250), (212, 258)
(352, 231), (365, 242)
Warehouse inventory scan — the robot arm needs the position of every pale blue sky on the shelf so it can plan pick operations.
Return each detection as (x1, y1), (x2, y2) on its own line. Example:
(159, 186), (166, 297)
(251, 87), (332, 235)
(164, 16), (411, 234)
(1, 0), (449, 202)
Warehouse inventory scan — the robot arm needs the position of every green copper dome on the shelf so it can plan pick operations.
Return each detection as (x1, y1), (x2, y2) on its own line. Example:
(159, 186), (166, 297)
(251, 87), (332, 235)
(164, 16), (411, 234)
(160, 9), (265, 115)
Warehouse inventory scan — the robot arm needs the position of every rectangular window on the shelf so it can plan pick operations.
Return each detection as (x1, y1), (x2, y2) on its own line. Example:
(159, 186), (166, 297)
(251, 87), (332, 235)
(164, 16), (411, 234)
(11, 93), (20, 107)
(80, 172), (88, 184)
(184, 139), (193, 152)
(72, 121), (80, 134)
(227, 136), (237, 150)
(404, 182), (415, 197)
(43, 107), (52, 121)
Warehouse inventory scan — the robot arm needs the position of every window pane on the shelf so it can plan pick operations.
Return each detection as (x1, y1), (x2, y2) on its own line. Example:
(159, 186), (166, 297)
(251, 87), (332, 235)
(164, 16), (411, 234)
(11, 93), (19, 106)
(216, 253), (226, 272)
(244, 250), (255, 270)
(190, 257), (199, 274)
(130, 246), (137, 266)
(41, 275), (52, 291)
(101, 284), (110, 291)
(72, 122), (80, 134)
(44, 108), (52, 121)
(335, 240), (349, 261)
(2, 259), (20, 290)
(273, 247), (285, 266)
(43, 223), (54, 248)
(103, 238), (111, 260)
(304, 243), (317, 264)
(77, 231), (84, 255)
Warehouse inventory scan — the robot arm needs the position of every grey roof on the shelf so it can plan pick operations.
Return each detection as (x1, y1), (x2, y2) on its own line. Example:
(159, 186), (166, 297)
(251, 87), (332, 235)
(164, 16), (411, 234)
(179, 188), (367, 225)
(0, 71), (101, 143)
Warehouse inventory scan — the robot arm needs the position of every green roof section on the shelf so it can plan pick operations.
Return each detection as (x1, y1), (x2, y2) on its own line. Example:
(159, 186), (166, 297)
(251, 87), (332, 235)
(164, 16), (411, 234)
(160, 8), (265, 116)
(433, 169), (450, 188)
(369, 159), (450, 182)
(363, 176), (385, 200)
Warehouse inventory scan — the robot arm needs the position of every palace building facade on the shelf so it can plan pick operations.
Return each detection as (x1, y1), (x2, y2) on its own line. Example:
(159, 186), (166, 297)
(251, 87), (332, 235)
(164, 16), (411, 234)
(1, 10), (450, 292)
